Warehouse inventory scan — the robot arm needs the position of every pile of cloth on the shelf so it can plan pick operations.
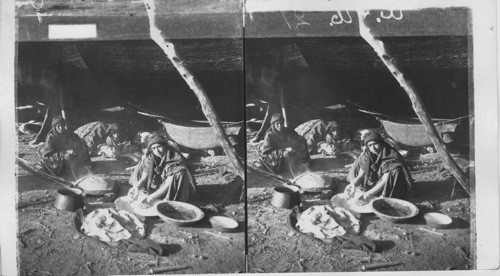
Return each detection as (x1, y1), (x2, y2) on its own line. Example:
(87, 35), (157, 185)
(81, 208), (145, 244)
(296, 205), (360, 239)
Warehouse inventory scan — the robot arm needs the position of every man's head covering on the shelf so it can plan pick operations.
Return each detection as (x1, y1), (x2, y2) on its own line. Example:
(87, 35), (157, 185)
(442, 132), (454, 144)
(363, 132), (384, 146)
(106, 123), (120, 134)
(326, 121), (339, 131)
(270, 113), (284, 125)
(147, 135), (167, 149)
(51, 115), (65, 128)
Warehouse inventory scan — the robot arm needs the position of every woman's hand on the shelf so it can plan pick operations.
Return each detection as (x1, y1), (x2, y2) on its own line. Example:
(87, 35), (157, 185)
(344, 183), (356, 197)
(145, 195), (155, 203)
(283, 147), (294, 157)
(138, 195), (156, 209)
(127, 186), (139, 200)
(64, 149), (75, 159)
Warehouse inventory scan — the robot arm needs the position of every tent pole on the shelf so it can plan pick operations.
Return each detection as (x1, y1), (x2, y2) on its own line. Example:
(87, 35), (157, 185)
(31, 106), (52, 146)
(143, 0), (245, 200)
(357, 10), (470, 195)
(280, 83), (288, 127)
(59, 89), (66, 122)
(279, 46), (288, 127)
(251, 104), (271, 143)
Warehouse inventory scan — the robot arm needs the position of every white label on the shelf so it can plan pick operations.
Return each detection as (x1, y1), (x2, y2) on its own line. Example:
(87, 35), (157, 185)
(48, 24), (97, 39)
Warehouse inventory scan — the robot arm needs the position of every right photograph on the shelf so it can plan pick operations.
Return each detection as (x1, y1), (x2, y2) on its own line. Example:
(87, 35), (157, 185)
(245, 5), (474, 273)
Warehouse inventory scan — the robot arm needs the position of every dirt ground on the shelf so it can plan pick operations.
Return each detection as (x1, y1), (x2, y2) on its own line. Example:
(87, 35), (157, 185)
(16, 134), (245, 275)
(16, 127), (473, 274)
(246, 135), (472, 273)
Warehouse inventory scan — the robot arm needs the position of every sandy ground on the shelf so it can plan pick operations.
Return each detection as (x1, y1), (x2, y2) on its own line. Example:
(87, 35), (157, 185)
(16, 134), (245, 275)
(246, 135), (472, 273)
(16, 128), (473, 274)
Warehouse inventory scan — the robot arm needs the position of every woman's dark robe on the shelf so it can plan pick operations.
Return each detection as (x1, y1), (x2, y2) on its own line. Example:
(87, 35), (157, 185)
(349, 143), (413, 199)
(132, 143), (197, 202)
(38, 129), (91, 178)
(258, 125), (310, 174)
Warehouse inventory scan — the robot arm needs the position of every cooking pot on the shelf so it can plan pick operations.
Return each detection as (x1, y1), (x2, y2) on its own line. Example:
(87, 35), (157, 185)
(271, 185), (301, 209)
(54, 188), (84, 212)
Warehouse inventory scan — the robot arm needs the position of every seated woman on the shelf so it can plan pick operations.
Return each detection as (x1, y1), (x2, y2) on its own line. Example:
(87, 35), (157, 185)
(317, 121), (360, 157)
(345, 132), (413, 200)
(258, 113), (310, 174)
(38, 116), (91, 179)
(295, 119), (359, 157)
(128, 135), (197, 204)
(74, 121), (108, 156)
(98, 124), (142, 162)
(294, 119), (327, 153)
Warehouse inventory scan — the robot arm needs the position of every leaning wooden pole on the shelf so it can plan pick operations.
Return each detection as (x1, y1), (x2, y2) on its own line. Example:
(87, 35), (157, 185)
(280, 84), (288, 127)
(357, 10), (470, 195)
(142, 0), (245, 183)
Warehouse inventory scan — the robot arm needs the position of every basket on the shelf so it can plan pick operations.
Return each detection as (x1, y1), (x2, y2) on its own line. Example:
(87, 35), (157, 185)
(157, 201), (204, 227)
(371, 198), (419, 223)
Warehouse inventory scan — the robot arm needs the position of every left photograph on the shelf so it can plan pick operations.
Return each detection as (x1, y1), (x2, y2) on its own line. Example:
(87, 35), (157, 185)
(15, 0), (245, 274)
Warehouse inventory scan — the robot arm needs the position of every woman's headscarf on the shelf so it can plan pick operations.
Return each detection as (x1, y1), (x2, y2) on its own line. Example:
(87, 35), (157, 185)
(270, 113), (284, 129)
(147, 135), (167, 149)
(106, 123), (120, 135)
(51, 116), (65, 128)
(363, 132), (384, 146)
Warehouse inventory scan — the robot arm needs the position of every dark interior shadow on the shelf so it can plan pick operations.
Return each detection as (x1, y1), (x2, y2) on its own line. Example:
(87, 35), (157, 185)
(373, 240), (396, 252)
(161, 244), (182, 256)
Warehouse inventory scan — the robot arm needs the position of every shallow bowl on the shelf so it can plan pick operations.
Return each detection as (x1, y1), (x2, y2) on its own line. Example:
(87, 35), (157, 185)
(157, 201), (204, 227)
(209, 216), (239, 233)
(371, 198), (419, 223)
(423, 212), (452, 229)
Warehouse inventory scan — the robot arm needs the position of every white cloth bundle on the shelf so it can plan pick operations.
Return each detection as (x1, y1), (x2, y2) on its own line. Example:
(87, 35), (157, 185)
(81, 208), (145, 244)
(296, 205), (360, 239)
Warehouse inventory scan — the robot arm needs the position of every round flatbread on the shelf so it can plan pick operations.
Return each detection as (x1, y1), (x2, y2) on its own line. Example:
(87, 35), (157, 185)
(330, 190), (375, 214)
(114, 196), (161, 217)
(292, 172), (333, 192)
(75, 175), (115, 195)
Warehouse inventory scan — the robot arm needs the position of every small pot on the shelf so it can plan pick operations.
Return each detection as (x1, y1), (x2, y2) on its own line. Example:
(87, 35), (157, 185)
(271, 186), (301, 209)
(54, 188), (84, 212)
